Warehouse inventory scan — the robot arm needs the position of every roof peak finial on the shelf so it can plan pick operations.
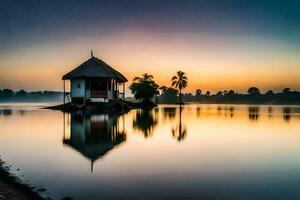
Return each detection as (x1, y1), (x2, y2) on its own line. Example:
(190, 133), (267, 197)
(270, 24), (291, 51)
(91, 50), (94, 58)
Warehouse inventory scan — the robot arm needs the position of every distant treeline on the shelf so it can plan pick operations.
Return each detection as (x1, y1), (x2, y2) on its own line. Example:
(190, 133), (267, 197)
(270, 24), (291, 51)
(0, 89), (63, 102)
(158, 87), (300, 105)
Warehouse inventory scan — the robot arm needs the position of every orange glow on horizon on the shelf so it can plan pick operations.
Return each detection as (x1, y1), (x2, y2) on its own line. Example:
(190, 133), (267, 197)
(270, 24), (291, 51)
(1, 31), (299, 93)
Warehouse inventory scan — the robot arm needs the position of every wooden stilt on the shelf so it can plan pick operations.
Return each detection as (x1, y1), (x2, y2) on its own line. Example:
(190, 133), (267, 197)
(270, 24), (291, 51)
(123, 82), (125, 100)
(63, 112), (65, 140)
(84, 79), (86, 105)
(63, 80), (65, 105)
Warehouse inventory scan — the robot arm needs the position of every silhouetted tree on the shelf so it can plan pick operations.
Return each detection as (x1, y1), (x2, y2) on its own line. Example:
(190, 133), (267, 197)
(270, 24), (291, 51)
(227, 90), (235, 96)
(195, 89), (202, 96)
(15, 89), (28, 98)
(216, 91), (223, 96)
(265, 90), (274, 95)
(159, 86), (168, 95)
(282, 88), (291, 95)
(184, 93), (193, 100)
(158, 86), (178, 104)
(1, 89), (14, 98)
(156, 86), (300, 104)
(247, 87), (260, 95)
(130, 73), (159, 106)
(171, 71), (188, 105)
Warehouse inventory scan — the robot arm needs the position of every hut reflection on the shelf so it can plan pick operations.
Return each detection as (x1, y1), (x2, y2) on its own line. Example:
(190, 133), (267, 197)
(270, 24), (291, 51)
(63, 112), (126, 172)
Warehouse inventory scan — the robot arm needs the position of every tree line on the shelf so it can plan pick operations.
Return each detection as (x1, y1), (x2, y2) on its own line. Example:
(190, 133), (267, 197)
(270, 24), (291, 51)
(129, 71), (300, 105)
(158, 86), (300, 104)
(0, 89), (63, 102)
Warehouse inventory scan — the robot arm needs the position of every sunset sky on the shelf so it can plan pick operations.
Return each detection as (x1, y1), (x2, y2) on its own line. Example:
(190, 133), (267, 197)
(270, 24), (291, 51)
(0, 0), (300, 94)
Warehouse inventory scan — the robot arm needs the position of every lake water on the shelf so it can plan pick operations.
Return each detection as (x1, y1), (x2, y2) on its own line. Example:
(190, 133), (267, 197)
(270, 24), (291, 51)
(0, 103), (300, 200)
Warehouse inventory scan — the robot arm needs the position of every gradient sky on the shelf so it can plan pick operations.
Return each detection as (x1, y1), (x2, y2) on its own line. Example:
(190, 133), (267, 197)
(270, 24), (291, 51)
(0, 0), (300, 93)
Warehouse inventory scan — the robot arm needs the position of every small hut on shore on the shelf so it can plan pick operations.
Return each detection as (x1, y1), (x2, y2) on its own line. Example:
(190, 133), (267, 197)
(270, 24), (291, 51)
(62, 52), (127, 105)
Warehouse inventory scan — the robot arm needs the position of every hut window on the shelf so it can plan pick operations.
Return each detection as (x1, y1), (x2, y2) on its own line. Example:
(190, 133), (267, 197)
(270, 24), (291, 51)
(77, 83), (80, 88)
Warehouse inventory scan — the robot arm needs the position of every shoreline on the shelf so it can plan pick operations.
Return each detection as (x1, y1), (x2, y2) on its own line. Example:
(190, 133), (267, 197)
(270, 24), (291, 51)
(0, 159), (46, 200)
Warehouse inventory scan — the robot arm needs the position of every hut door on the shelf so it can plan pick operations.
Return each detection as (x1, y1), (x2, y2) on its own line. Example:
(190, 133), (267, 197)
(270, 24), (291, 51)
(90, 79), (107, 98)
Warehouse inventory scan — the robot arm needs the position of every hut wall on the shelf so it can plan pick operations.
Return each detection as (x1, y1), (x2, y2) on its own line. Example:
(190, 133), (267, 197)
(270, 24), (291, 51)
(107, 90), (113, 99)
(71, 79), (85, 98)
(85, 87), (91, 99)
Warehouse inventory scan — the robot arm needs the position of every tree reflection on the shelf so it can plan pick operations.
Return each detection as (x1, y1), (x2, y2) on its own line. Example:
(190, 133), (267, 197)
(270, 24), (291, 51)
(229, 106), (234, 118)
(283, 107), (291, 122)
(223, 106), (234, 118)
(248, 106), (260, 121)
(133, 109), (158, 138)
(1, 109), (12, 116)
(217, 106), (222, 116)
(268, 106), (273, 118)
(196, 106), (201, 117)
(163, 107), (177, 120)
(0, 109), (12, 116)
(172, 106), (187, 142)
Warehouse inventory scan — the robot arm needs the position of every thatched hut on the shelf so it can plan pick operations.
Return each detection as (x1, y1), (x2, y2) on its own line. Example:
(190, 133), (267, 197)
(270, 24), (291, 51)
(62, 52), (127, 105)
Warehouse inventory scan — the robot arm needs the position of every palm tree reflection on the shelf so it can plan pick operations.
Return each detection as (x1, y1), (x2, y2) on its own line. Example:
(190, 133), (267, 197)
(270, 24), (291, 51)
(172, 106), (187, 142)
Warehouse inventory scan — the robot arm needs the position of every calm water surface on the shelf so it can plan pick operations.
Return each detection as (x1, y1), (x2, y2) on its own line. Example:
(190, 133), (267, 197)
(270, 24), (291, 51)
(0, 103), (300, 200)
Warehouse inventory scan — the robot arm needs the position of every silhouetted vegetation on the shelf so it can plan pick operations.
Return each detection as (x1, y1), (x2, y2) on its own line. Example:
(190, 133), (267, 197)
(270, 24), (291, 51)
(157, 87), (300, 105)
(171, 71), (188, 105)
(129, 73), (159, 108)
(0, 89), (63, 102)
(159, 87), (179, 104)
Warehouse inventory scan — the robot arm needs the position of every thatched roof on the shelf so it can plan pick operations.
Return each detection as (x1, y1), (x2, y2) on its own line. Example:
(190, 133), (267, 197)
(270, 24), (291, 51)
(62, 57), (127, 82)
(63, 137), (126, 161)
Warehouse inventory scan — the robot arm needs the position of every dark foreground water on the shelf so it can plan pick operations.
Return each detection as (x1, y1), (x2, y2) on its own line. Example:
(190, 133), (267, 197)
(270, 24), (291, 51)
(0, 103), (300, 200)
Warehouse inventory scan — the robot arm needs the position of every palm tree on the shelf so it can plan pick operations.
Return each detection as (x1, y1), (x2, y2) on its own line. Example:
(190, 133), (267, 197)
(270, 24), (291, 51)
(171, 71), (188, 105)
